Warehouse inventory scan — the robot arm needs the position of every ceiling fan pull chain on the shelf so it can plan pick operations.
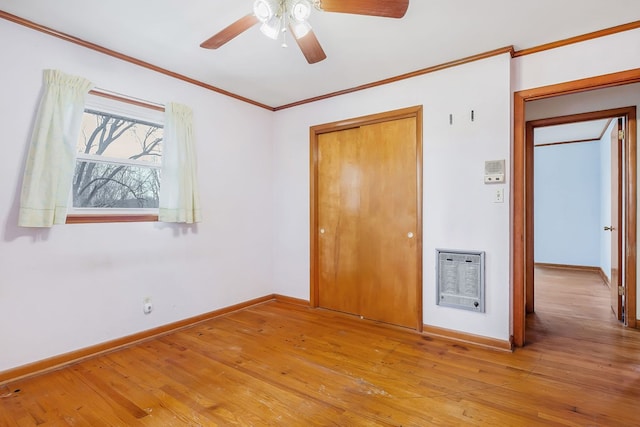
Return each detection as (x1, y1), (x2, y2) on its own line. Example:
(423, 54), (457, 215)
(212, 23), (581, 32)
(281, 8), (288, 48)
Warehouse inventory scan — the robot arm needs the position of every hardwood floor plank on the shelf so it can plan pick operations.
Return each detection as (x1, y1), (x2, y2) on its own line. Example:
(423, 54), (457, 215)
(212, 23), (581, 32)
(1, 266), (639, 425)
(159, 321), (417, 425)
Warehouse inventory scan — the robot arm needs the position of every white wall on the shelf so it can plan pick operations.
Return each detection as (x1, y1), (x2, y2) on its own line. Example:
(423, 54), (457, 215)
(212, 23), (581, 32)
(0, 20), (274, 371)
(513, 28), (640, 93)
(534, 141), (601, 266)
(273, 54), (513, 341)
(3, 16), (640, 373)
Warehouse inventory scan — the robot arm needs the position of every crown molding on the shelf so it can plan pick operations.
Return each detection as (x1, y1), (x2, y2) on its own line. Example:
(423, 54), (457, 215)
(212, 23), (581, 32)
(2, 10), (639, 111)
(0, 10), (275, 111)
(513, 20), (640, 57)
(274, 46), (514, 110)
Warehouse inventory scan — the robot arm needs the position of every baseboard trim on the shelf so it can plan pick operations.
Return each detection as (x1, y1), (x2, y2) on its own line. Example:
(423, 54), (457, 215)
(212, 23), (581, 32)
(0, 294), (278, 385)
(273, 294), (310, 306)
(535, 263), (610, 287)
(534, 262), (601, 272)
(1, 293), (512, 385)
(422, 324), (513, 352)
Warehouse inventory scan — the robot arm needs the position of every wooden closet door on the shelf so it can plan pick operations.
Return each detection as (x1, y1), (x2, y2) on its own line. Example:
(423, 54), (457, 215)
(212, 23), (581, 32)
(317, 117), (418, 329)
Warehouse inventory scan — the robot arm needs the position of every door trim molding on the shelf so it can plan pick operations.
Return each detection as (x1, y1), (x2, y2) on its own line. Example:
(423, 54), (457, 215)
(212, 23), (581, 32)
(513, 69), (640, 346)
(309, 106), (424, 331)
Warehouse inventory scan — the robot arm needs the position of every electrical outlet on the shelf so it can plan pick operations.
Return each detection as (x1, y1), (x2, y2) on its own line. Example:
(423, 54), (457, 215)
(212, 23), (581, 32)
(143, 297), (153, 314)
(494, 188), (504, 203)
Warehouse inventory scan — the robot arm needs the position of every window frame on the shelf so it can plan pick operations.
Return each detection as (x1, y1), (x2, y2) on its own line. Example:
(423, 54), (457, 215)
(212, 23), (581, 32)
(66, 90), (165, 224)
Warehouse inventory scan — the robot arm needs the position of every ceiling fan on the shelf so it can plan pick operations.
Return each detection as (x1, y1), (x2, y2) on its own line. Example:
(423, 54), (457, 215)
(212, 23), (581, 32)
(200, 0), (409, 64)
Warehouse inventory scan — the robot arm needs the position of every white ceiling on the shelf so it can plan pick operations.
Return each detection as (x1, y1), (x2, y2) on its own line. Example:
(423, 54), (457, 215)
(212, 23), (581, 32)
(534, 119), (612, 146)
(1, 0), (640, 108)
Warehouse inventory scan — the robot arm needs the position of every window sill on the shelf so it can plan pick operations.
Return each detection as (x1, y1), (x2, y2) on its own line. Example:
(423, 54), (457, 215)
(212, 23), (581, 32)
(66, 214), (159, 224)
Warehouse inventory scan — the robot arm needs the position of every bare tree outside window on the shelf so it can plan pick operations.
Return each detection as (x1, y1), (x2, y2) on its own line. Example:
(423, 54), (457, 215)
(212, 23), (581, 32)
(72, 111), (163, 209)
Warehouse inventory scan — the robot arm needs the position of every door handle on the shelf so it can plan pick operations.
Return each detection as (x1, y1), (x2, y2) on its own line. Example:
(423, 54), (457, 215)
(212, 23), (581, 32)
(604, 226), (614, 231)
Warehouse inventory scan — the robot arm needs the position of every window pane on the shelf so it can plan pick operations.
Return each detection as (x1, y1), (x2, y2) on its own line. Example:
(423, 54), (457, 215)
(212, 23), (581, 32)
(72, 160), (160, 208)
(78, 110), (163, 164)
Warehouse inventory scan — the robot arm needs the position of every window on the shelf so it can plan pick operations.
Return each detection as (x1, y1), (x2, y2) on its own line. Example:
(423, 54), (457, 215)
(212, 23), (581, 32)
(67, 93), (164, 223)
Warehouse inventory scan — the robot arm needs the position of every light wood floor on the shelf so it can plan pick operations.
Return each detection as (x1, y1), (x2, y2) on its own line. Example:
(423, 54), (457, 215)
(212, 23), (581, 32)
(1, 267), (639, 426)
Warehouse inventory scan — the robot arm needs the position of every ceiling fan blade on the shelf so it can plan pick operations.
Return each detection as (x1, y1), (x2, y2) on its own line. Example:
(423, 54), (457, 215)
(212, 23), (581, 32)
(200, 14), (259, 49)
(318, 0), (409, 18)
(291, 28), (327, 64)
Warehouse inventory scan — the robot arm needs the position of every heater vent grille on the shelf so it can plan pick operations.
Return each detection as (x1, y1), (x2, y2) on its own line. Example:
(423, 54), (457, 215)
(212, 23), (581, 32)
(436, 249), (485, 312)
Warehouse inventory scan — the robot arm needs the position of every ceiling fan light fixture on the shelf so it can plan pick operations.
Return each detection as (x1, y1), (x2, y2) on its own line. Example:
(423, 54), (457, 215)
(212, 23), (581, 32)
(288, 0), (312, 22)
(253, 0), (278, 23)
(291, 20), (311, 38)
(260, 16), (282, 40)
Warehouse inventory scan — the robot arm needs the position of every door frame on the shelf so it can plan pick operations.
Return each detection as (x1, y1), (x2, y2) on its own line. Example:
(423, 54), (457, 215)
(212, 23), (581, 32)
(524, 108), (635, 317)
(309, 105), (424, 331)
(513, 69), (640, 346)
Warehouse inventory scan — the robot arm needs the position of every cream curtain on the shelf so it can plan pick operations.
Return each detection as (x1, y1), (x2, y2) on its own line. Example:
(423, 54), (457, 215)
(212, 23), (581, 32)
(18, 70), (94, 227)
(159, 102), (201, 223)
